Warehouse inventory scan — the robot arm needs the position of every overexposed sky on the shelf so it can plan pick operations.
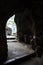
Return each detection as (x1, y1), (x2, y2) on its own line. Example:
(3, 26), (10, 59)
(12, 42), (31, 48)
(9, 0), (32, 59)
(6, 15), (17, 33)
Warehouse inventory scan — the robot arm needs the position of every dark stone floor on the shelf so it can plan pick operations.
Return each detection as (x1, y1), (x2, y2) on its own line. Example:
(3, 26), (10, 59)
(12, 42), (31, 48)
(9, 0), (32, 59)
(4, 41), (34, 64)
(7, 41), (34, 59)
(3, 41), (43, 65)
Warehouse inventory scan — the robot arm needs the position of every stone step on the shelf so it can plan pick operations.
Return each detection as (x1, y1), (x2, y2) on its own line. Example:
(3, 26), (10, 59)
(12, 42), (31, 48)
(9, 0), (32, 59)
(7, 39), (17, 42)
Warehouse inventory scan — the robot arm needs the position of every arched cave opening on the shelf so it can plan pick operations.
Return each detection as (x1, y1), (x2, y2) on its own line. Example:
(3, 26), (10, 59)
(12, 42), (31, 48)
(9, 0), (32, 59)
(5, 15), (17, 42)
(2, 10), (36, 65)
(5, 13), (34, 62)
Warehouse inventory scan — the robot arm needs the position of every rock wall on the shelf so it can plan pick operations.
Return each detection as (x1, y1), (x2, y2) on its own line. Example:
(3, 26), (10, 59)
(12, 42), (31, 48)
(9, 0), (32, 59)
(0, 17), (8, 64)
(15, 9), (34, 43)
(15, 8), (43, 57)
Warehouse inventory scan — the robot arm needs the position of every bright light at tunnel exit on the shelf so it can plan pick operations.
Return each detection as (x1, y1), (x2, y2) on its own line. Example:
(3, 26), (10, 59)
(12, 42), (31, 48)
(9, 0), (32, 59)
(6, 15), (17, 35)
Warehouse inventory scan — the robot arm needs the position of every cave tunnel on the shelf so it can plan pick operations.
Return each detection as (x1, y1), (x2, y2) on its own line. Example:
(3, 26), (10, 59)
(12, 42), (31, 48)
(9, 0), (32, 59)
(0, 1), (43, 65)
